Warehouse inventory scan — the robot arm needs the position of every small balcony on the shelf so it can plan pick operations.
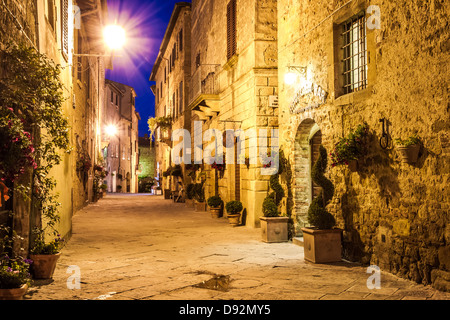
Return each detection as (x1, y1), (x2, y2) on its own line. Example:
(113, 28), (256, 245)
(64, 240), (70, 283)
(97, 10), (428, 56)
(189, 64), (221, 120)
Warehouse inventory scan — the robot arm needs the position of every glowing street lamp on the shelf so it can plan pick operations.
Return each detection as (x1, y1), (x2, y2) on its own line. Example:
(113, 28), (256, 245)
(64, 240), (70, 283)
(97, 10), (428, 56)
(103, 24), (126, 50)
(105, 124), (118, 137)
(284, 65), (307, 85)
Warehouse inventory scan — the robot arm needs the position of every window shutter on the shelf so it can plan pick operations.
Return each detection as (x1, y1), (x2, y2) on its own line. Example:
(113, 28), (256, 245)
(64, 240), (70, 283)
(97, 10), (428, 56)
(226, 0), (237, 60)
(61, 0), (69, 56)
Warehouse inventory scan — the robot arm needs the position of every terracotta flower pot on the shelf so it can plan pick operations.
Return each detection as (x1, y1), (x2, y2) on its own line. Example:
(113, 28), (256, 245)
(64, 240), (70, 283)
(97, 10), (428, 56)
(0, 284), (28, 300)
(30, 253), (61, 279)
(185, 198), (195, 208)
(195, 201), (207, 212)
(210, 207), (221, 218)
(227, 213), (241, 227)
(301, 228), (342, 263)
(396, 144), (420, 164)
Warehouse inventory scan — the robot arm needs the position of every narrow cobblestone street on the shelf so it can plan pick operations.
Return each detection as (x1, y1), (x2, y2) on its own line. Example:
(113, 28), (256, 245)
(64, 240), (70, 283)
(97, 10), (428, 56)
(26, 194), (449, 301)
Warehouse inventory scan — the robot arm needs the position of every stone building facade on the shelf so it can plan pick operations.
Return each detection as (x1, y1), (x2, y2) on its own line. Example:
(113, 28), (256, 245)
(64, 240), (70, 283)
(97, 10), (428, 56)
(277, 0), (449, 291)
(0, 0), (110, 252)
(188, 0), (278, 227)
(103, 79), (140, 194)
(73, 0), (111, 210)
(150, 2), (191, 195)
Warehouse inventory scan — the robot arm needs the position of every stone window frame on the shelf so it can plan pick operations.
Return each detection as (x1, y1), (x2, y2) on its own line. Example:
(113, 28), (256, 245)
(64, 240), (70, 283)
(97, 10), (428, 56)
(331, 0), (377, 104)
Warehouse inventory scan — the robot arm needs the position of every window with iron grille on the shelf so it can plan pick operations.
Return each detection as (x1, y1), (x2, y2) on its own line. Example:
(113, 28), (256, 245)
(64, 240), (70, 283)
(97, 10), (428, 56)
(226, 0), (237, 60)
(341, 13), (367, 94)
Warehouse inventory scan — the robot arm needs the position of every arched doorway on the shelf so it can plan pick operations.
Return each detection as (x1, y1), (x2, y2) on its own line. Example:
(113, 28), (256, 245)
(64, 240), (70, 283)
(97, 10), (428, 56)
(294, 118), (321, 234)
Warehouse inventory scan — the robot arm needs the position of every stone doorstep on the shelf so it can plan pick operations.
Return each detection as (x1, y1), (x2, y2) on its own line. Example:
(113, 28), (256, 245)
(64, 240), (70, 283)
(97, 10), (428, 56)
(292, 237), (304, 247)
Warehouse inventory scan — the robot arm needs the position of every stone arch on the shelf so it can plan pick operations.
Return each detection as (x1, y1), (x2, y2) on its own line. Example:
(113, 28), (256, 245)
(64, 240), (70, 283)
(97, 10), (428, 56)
(294, 118), (321, 234)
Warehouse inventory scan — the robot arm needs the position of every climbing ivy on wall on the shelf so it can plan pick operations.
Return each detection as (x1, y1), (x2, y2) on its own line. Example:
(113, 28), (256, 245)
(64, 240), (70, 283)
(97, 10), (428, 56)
(0, 43), (70, 240)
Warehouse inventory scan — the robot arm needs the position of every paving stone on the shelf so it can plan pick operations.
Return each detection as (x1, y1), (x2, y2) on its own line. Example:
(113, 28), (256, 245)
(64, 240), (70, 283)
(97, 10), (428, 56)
(25, 194), (450, 301)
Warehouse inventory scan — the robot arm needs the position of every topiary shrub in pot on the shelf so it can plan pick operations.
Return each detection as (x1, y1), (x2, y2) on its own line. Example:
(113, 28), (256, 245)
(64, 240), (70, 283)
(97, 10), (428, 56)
(260, 176), (289, 243)
(225, 200), (243, 227)
(185, 183), (195, 208)
(302, 145), (342, 263)
(207, 195), (223, 218)
(193, 182), (206, 212)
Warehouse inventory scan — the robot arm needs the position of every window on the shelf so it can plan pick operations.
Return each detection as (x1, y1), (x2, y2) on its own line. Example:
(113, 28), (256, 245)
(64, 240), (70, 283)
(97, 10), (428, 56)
(196, 53), (201, 69)
(179, 29), (183, 52)
(116, 94), (119, 106)
(111, 91), (114, 103)
(226, 0), (237, 60)
(341, 13), (368, 94)
(179, 81), (183, 115)
(61, 0), (69, 56)
(172, 92), (176, 117)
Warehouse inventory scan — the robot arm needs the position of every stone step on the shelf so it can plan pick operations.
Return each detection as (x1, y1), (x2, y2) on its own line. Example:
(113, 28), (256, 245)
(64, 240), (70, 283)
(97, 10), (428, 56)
(292, 236), (304, 247)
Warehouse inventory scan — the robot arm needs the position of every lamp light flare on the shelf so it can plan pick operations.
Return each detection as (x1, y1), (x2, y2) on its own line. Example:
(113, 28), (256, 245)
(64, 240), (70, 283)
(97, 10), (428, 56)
(284, 72), (298, 85)
(103, 25), (126, 50)
(105, 124), (118, 137)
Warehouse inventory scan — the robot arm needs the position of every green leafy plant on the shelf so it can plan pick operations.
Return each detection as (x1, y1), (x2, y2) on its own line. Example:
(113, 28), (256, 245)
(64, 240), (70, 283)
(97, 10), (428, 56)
(225, 200), (243, 214)
(0, 222), (32, 289)
(207, 195), (223, 208)
(193, 182), (205, 202)
(30, 228), (64, 255)
(394, 134), (420, 147)
(262, 197), (278, 217)
(147, 116), (172, 139)
(186, 183), (195, 200)
(0, 107), (37, 183)
(307, 145), (336, 229)
(0, 44), (71, 251)
(330, 123), (369, 167)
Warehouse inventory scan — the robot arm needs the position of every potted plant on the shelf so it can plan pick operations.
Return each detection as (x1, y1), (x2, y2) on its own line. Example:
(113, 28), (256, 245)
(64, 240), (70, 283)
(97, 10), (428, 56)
(185, 183), (195, 208)
(260, 172), (289, 242)
(0, 224), (32, 300)
(225, 200), (243, 227)
(29, 228), (64, 279)
(100, 183), (108, 196)
(260, 197), (289, 243)
(394, 134), (421, 164)
(0, 256), (32, 300)
(193, 182), (206, 212)
(302, 145), (342, 264)
(330, 123), (369, 171)
(207, 195), (223, 218)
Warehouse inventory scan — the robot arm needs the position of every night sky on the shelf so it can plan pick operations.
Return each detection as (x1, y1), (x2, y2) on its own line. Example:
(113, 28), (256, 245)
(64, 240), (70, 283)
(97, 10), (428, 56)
(105, 0), (190, 137)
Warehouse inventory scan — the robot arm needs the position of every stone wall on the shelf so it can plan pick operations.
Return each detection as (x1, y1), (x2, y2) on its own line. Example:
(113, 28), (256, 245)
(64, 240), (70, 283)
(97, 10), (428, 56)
(278, 0), (449, 291)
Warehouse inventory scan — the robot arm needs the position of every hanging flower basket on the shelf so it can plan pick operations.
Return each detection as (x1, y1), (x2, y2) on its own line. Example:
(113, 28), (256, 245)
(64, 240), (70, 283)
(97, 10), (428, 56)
(394, 135), (421, 164)
(330, 123), (369, 170)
